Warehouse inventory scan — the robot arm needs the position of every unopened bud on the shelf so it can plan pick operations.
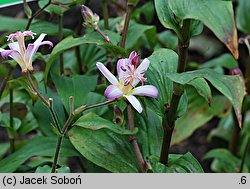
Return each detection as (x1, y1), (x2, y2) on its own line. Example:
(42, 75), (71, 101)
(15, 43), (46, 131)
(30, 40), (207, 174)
(229, 67), (242, 76)
(114, 106), (123, 117)
(131, 55), (141, 68)
(115, 15), (126, 34)
(23, 1), (32, 19)
(81, 5), (99, 28)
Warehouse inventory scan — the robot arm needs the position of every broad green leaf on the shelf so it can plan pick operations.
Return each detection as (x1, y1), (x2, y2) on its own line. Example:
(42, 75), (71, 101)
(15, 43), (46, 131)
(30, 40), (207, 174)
(150, 152), (204, 173)
(126, 21), (156, 49)
(236, 0), (250, 34)
(44, 31), (125, 84)
(172, 89), (231, 145)
(189, 35), (224, 59)
(39, 0), (83, 15)
(0, 137), (79, 173)
(73, 112), (138, 135)
(52, 74), (97, 112)
(0, 112), (21, 131)
(146, 48), (178, 116)
(135, 108), (163, 158)
(200, 53), (238, 70)
(204, 148), (249, 173)
(167, 69), (245, 127)
(0, 143), (9, 160)
(132, 1), (155, 23)
(208, 113), (234, 142)
(156, 30), (178, 50)
(187, 78), (212, 104)
(35, 165), (71, 173)
(8, 74), (38, 104)
(0, 15), (73, 36)
(68, 126), (140, 172)
(18, 111), (38, 135)
(168, 0), (238, 59)
(154, 0), (181, 34)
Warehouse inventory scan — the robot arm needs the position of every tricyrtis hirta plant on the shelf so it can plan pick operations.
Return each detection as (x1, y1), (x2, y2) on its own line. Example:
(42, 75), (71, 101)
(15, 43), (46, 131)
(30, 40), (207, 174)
(97, 51), (158, 113)
(0, 31), (53, 74)
(0, 0), (249, 173)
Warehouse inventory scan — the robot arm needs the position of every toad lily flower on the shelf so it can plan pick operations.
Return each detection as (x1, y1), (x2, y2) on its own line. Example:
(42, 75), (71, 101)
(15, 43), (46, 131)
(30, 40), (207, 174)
(96, 52), (158, 113)
(0, 31), (53, 74)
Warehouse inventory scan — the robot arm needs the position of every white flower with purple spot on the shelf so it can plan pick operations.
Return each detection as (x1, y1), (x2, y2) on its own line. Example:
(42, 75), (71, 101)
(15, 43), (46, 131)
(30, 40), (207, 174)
(96, 51), (158, 113)
(0, 31), (53, 74)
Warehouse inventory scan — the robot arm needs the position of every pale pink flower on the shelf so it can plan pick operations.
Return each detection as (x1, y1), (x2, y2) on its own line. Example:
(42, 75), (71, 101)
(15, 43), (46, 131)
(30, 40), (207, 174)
(0, 31), (53, 74)
(96, 52), (158, 113)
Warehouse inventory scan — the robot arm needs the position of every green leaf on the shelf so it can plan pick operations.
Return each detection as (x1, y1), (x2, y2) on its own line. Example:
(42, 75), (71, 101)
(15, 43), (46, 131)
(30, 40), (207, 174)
(73, 112), (138, 135)
(187, 78), (212, 104)
(39, 0), (83, 15)
(135, 108), (162, 158)
(167, 69), (245, 127)
(168, 0), (238, 59)
(157, 30), (178, 50)
(44, 31), (125, 84)
(0, 15), (73, 36)
(0, 112), (21, 131)
(126, 21), (156, 49)
(236, 0), (250, 34)
(68, 126), (140, 173)
(154, 0), (181, 34)
(146, 48), (178, 116)
(204, 148), (249, 173)
(172, 89), (231, 145)
(18, 111), (38, 135)
(35, 165), (52, 173)
(149, 152), (204, 173)
(200, 53), (238, 70)
(0, 137), (79, 173)
(8, 74), (38, 104)
(0, 143), (9, 160)
(53, 75), (97, 112)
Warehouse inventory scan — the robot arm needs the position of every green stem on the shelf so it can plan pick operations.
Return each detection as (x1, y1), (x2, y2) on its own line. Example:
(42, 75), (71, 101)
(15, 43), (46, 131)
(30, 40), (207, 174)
(26, 0), (52, 30)
(58, 15), (64, 75)
(239, 137), (250, 173)
(102, 0), (109, 30)
(0, 67), (13, 98)
(51, 135), (63, 173)
(228, 111), (241, 155)
(26, 72), (61, 131)
(159, 20), (190, 165)
(9, 87), (15, 153)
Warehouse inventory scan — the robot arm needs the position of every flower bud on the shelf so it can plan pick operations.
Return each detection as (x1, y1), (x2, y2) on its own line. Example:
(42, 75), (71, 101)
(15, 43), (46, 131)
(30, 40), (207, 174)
(229, 67), (242, 76)
(131, 55), (141, 68)
(81, 5), (99, 28)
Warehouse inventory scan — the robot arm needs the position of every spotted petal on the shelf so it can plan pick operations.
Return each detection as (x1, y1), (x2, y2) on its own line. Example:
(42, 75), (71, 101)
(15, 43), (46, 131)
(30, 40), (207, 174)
(132, 58), (150, 86)
(125, 95), (143, 113)
(96, 62), (119, 85)
(132, 85), (159, 98)
(117, 58), (130, 81)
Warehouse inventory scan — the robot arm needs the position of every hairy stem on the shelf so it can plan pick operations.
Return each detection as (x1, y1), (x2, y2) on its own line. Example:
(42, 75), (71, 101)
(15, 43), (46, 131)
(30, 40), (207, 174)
(239, 137), (250, 173)
(160, 20), (190, 165)
(26, 0), (52, 30)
